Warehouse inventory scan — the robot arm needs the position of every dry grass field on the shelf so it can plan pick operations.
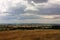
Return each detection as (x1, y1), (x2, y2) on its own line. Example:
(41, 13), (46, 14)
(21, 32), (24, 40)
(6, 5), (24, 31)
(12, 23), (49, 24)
(0, 30), (60, 40)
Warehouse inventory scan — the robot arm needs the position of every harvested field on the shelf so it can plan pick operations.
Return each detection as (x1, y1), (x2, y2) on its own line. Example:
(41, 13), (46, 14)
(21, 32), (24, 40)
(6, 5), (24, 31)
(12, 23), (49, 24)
(0, 30), (60, 40)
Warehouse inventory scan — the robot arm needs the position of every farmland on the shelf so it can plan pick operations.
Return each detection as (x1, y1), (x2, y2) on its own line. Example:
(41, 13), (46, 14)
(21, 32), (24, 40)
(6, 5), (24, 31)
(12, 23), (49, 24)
(0, 30), (60, 40)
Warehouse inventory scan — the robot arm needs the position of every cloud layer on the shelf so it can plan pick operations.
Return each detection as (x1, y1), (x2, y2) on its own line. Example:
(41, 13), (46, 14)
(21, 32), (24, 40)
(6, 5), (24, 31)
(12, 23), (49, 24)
(28, 0), (48, 3)
(0, 0), (60, 23)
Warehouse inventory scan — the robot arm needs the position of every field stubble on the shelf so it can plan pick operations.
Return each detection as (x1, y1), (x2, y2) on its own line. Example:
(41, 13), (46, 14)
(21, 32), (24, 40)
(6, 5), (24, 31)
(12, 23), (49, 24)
(0, 30), (60, 40)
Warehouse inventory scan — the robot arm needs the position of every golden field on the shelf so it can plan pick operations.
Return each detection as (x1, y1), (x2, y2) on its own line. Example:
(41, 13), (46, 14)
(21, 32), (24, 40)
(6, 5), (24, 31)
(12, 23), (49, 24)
(0, 30), (60, 40)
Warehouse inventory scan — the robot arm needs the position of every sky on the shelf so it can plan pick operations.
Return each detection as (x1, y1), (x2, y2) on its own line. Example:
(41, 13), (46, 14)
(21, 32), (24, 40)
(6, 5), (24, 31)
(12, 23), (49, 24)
(0, 0), (60, 24)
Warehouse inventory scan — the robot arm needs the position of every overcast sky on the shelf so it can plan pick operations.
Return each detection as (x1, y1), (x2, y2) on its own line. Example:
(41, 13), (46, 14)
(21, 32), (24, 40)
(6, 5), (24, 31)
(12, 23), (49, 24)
(0, 0), (60, 24)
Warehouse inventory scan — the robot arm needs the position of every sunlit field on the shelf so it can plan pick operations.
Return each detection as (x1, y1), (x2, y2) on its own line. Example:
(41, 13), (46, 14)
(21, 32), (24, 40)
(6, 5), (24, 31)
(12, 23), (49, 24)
(0, 30), (60, 40)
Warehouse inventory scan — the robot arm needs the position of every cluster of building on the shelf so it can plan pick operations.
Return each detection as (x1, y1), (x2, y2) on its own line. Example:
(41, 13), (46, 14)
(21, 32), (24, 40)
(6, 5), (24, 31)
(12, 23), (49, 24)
(0, 24), (60, 31)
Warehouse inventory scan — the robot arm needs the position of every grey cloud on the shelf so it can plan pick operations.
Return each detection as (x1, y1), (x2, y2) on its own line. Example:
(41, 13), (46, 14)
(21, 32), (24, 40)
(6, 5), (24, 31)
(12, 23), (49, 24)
(28, 0), (48, 3)
(36, 3), (60, 15)
(25, 4), (60, 15)
(8, 4), (26, 15)
(25, 7), (60, 15)
(2, 15), (17, 20)
(37, 7), (60, 15)
(19, 15), (40, 20)
(6, 0), (60, 21)
(4, 3), (27, 20)
(1, 0), (60, 23)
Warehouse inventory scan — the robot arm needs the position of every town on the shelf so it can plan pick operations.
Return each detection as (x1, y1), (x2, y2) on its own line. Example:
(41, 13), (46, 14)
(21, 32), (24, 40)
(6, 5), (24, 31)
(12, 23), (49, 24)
(0, 23), (60, 31)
